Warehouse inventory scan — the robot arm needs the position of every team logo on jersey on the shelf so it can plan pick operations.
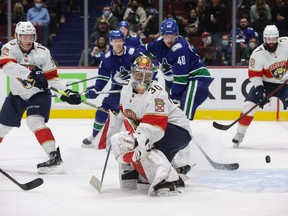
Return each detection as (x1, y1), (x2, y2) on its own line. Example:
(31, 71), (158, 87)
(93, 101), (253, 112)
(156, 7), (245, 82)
(160, 58), (172, 74)
(249, 58), (255, 68)
(1, 48), (9, 57)
(269, 61), (287, 79)
(114, 66), (130, 84)
(155, 98), (165, 112)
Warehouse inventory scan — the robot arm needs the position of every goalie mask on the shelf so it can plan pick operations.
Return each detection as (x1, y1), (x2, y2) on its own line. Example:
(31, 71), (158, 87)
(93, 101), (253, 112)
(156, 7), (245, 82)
(15, 21), (37, 43)
(131, 56), (154, 94)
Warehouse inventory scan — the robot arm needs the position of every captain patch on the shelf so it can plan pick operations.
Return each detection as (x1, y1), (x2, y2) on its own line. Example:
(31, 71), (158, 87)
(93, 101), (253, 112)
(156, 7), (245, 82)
(155, 98), (165, 112)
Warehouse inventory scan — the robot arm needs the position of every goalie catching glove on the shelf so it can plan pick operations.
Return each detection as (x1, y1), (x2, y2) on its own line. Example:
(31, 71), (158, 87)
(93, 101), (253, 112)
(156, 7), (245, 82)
(60, 89), (82, 105)
(29, 66), (48, 90)
(111, 131), (151, 163)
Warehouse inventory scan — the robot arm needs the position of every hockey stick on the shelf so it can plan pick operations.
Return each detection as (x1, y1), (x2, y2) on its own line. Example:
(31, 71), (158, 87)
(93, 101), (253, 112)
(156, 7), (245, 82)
(51, 90), (121, 97)
(0, 168), (44, 190)
(194, 142), (239, 170)
(50, 87), (108, 113)
(90, 145), (112, 192)
(66, 76), (97, 87)
(213, 79), (288, 130)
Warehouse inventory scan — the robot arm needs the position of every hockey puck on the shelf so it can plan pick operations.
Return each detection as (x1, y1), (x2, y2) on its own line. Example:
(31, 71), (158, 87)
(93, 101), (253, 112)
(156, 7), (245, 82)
(265, 155), (271, 163)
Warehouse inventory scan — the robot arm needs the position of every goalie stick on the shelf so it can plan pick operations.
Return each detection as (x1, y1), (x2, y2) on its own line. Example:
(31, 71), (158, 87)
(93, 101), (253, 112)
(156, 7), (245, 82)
(90, 145), (112, 192)
(0, 168), (44, 191)
(213, 79), (288, 130)
(194, 142), (239, 170)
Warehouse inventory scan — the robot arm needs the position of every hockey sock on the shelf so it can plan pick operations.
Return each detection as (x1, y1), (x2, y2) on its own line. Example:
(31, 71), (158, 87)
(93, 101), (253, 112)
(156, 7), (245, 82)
(35, 128), (56, 154)
(92, 110), (108, 137)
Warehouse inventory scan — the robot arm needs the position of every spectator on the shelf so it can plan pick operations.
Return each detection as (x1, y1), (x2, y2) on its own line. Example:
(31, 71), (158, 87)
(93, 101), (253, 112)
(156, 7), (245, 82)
(110, 0), (126, 21)
(118, 20), (142, 47)
(123, 0), (147, 24)
(236, 17), (258, 50)
(26, 0), (50, 47)
(250, 0), (272, 23)
(141, 8), (159, 39)
(251, 7), (273, 44)
(184, 8), (204, 37)
(195, 0), (207, 23)
(204, 0), (228, 47)
(216, 34), (232, 66)
(197, 31), (218, 66)
(12, 2), (26, 25)
(125, 10), (143, 36)
(44, 0), (67, 24)
(184, 0), (198, 13)
(240, 36), (258, 66)
(79, 36), (109, 66)
(93, 5), (119, 32)
(20, 0), (31, 14)
(89, 19), (109, 48)
(273, 0), (288, 37)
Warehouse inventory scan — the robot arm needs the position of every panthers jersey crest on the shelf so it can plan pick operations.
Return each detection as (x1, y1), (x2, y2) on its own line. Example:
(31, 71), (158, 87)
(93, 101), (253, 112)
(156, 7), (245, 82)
(269, 61), (287, 79)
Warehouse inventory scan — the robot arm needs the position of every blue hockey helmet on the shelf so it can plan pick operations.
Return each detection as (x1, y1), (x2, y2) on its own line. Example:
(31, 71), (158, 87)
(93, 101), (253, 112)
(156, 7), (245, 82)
(109, 30), (124, 41)
(160, 18), (179, 35)
(118, 20), (130, 30)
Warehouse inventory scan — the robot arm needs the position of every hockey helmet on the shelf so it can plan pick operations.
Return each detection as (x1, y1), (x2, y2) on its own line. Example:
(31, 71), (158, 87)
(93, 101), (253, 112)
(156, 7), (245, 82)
(160, 18), (179, 35)
(263, 25), (279, 40)
(118, 21), (130, 30)
(131, 55), (154, 94)
(15, 21), (37, 42)
(109, 30), (124, 41)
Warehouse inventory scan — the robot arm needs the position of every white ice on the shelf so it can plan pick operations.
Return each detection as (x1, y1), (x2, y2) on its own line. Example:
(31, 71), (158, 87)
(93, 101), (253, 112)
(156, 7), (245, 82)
(1, 119), (288, 216)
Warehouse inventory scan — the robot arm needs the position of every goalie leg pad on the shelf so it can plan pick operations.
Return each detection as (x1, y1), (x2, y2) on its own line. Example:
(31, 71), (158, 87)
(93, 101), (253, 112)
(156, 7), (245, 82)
(119, 163), (137, 190)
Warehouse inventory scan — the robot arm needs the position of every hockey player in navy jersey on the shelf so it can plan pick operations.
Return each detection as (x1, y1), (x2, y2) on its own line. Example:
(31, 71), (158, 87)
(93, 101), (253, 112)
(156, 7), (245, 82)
(118, 20), (142, 48)
(133, 18), (213, 120)
(82, 30), (135, 146)
(0, 21), (82, 174)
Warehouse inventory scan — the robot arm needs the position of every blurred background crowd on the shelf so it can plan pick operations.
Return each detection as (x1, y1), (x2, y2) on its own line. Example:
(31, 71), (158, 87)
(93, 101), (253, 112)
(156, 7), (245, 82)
(0, 0), (287, 67)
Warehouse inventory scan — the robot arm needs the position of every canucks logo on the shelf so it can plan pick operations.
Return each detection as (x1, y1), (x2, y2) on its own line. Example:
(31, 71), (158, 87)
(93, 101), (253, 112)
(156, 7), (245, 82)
(160, 58), (173, 81)
(114, 66), (130, 84)
(269, 61), (287, 79)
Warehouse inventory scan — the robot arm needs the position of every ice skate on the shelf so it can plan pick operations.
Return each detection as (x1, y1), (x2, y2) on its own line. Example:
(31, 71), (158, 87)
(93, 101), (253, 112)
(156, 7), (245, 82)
(154, 177), (184, 196)
(37, 147), (63, 174)
(81, 135), (95, 147)
(232, 133), (244, 148)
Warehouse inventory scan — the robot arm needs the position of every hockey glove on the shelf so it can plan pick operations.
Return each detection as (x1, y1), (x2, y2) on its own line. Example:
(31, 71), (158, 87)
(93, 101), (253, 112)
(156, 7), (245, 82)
(255, 85), (269, 108)
(60, 89), (81, 105)
(29, 66), (48, 90)
(85, 86), (99, 99)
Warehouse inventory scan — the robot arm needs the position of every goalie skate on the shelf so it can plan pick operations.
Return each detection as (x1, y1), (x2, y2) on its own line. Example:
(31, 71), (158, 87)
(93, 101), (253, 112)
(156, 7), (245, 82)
(154, 176), (185, 196)
(37, 147), (63, 174)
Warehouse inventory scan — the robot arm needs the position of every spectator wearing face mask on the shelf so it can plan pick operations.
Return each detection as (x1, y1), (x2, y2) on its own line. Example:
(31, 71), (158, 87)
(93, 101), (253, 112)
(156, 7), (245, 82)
(123, 0), (147, 24)
(251, 7), (273, 44)
(240, 36), (258, 66)
(197, 31), (218, 66)
(93, 5), (119, 32)
(250, 0), (272, 23)
(26, 0), (50, 47)
(216, 34), (232, 66)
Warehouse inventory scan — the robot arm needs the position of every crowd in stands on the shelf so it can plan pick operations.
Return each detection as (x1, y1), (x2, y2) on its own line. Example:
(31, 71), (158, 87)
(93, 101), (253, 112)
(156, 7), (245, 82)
(1, 0), (288, 66)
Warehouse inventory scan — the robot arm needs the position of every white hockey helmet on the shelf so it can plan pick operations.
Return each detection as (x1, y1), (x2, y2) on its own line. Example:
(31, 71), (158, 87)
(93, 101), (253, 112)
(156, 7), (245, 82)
(131, 55), (154, 94)
(263, 25), (279, 41)
(15, 21), (37, 42)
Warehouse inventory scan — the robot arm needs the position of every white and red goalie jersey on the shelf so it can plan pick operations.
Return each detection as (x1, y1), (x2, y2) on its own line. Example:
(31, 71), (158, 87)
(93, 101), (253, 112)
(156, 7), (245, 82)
(0, 39), (67, 100)
(119, 80), (191, 145)
(248, 37), (288, 87)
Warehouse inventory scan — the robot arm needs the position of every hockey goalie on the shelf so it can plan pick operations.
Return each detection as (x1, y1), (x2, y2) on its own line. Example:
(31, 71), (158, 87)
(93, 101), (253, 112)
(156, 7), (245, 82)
(95, 55), (193, 196)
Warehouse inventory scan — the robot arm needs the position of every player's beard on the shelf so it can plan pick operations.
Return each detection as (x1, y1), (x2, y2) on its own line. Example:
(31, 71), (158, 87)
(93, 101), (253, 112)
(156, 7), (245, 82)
(265, 42), (278, 53)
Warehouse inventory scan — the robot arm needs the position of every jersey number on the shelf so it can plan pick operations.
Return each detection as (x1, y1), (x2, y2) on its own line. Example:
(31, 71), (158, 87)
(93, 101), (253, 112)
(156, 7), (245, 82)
(147, 85), (162, 94)
(177, 56), (186, 65)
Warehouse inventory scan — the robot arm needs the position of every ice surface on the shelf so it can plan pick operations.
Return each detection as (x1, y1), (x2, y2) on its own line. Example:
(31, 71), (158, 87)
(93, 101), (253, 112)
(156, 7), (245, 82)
(0, 119), (288, 216)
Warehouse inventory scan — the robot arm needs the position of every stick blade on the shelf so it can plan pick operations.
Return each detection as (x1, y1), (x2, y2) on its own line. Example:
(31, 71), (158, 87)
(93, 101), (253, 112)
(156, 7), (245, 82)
(21, 178), (44, 191)
(90, 175), (102, 192)
(212, 163), (239, 171)
(212, 121), (231, 130)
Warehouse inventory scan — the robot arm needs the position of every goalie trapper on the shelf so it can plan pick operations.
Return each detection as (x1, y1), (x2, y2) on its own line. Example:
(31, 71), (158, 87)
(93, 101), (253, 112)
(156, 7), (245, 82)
(37, 147), (63, 174)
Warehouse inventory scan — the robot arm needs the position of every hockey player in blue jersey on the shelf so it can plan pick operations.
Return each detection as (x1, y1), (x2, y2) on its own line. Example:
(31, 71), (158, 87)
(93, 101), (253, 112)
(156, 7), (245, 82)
(133, 18), (213, 120)
(118, 20), (142, 48)
(82, 30), (135, 146)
